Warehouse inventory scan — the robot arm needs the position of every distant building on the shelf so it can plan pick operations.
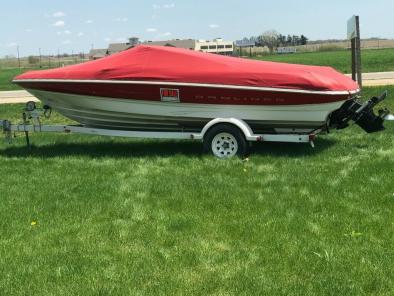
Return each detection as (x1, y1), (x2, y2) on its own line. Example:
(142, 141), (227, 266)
(196, 39), (234, 55)
(143, 38), (234, 55)
(89, 38), (141, 60)
(234, 38), (257, 48)
(107, 43), (132, 55)
(107, 37), (141, 55)
(144, 39), (195, 50)
(91, 37), (234, 61)
(128, 37), (140, 47)
(89, 49), (107, 60)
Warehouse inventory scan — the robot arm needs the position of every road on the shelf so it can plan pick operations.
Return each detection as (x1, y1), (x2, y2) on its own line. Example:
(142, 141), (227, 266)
(1, 72), (394, 104)
(346, 71), (394, 86)
(0, 90), (38, 104)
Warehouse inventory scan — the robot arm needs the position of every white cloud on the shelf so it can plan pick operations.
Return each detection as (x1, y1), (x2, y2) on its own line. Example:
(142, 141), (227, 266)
(163, 3), (175, 8)
(209, 24), (219, 29)
(162, 32), (172, 37)
(53, 20), (65, 27)
(62, 40), (71, 44)
(57, 30), (72, 35)
(6, 42), (17, 47)
(77, 32), (84, 37)
(104, 37), (111, 42)
(153, 3), (175, 9)
(115, 17), (128, 22)
(53, 11), (65, 18)
(146, 28), (158, 33)
(85, 20), (93, 24)
(25, 28), (33, 32)
(116, 37), (127, 42)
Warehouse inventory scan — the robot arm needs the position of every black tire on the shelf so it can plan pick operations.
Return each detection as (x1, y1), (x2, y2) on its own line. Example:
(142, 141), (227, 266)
(203, 124), (249, 158)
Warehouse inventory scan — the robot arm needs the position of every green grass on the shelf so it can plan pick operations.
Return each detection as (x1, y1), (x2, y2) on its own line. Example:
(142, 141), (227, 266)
(0, 67), (62, 91)
(0, 68), (27, 91)
(0, 86), (393, 295)
(255, 48), (394, 74)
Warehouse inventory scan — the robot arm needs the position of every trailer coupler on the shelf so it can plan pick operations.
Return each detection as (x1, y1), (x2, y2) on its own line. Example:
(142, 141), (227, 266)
(330, 91), (393, 133)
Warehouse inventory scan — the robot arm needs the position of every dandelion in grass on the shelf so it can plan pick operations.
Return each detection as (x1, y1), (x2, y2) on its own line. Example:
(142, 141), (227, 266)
(31, 221), (37, 226)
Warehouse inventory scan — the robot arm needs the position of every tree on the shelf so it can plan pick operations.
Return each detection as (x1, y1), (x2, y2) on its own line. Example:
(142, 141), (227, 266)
(300, 35), (308, 45)
(258, 30), (279, 53)
(277, 34), (286, 47)
(286, 35), (293, 46)
(244, 32), (309, 51)
(292, 35), (300, 46)
(28, 56), (39, 64)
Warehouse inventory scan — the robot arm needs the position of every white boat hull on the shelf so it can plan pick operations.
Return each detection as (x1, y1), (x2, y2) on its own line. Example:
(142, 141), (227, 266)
(27, 89), (346, 132)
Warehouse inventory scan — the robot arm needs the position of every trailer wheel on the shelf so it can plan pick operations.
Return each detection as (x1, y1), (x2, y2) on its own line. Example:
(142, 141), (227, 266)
(204, 124), (248, 158)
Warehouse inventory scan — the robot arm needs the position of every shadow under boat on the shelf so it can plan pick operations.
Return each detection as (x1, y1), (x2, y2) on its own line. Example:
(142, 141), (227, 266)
(0, 137), (336, 159)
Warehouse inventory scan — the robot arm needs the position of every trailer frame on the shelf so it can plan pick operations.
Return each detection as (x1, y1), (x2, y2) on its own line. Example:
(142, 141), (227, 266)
(1, 102), (319, 157)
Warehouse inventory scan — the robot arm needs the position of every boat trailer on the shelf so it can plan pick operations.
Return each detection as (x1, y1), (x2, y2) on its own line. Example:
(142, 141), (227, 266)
(0, 102), (322, 157)
(0, 92), (393, 158)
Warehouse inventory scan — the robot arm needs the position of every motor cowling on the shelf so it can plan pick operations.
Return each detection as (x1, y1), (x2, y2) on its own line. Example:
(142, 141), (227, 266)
(329, 91), (390, 133)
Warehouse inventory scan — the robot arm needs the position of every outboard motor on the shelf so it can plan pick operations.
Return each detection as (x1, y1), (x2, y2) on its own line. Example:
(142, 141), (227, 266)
(330, 91), (391, 133)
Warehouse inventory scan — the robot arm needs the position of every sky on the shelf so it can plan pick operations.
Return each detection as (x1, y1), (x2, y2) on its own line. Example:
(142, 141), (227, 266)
(0, 0), (393, 57)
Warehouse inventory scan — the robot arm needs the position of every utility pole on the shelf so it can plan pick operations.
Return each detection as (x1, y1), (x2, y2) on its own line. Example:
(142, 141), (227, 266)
(355, 16), (362, 87)
(348, 15), (362, 87)
(72, 49), (77, 64)
(57, 48), (61, 67)
(39, 48), (42, 68)
(17, 45), (21, 69)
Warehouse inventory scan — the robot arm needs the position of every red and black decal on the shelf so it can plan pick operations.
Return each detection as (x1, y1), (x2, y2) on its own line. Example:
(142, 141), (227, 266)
(160, 88), (180, 102)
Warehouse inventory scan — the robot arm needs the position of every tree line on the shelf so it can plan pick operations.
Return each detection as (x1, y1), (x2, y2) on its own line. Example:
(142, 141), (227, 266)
(240, 30), (308, 53)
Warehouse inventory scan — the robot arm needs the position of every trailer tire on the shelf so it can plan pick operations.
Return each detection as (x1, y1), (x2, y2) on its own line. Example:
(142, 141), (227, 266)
(203, 124), (249, 158)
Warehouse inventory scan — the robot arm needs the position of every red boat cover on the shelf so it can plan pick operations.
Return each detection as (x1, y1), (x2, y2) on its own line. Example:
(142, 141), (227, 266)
(15, 45), (359, 92)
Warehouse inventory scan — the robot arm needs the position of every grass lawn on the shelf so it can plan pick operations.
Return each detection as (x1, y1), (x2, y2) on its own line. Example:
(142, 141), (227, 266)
(254, 48), (394, 74)
(0, 68), (27, 91)
(0, 86), (393, 295)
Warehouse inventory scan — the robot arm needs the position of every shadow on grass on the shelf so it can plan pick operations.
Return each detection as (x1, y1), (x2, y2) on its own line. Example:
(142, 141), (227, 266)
(252, 137), (336, 157)
(0, 137), (336, 158)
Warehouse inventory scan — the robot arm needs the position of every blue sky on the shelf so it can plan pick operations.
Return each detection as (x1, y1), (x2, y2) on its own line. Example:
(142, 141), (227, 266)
(0, 0), (393, 57)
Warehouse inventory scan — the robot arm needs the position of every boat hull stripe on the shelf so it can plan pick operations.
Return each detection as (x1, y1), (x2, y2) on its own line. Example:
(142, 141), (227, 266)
(13, 79), (359, 96)
(15, 80), (357, 106)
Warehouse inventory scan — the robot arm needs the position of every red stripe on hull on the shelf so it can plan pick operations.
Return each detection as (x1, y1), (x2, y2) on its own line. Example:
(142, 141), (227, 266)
(16, 81), (351, 105)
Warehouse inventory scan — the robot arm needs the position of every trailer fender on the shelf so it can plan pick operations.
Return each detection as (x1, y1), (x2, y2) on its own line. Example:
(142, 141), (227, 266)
(193, 118), (259, 141)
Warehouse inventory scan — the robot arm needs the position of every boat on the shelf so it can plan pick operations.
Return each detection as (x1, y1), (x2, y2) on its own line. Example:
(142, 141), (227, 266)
(13, 45), (375, 134)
